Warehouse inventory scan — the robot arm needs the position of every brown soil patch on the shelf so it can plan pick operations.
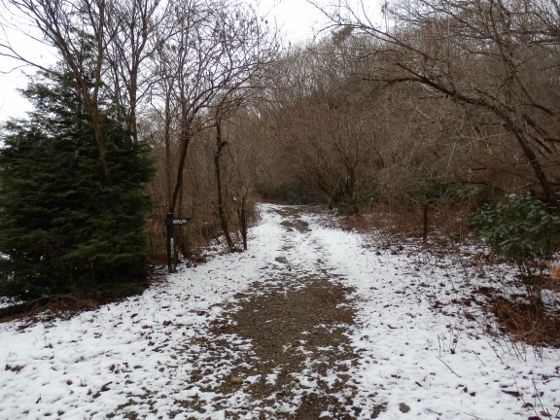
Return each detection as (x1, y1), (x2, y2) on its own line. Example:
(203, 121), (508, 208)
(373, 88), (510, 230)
(280, 219), (310, 233)
(168, 274), (371, 419)
(212, 276), (361, 418)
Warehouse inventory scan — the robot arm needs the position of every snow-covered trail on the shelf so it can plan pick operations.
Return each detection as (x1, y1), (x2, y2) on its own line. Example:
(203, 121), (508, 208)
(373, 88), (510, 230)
(298, 211), (560, 420)
(272, 206), (560, 419)
(0, 204), (559, 420)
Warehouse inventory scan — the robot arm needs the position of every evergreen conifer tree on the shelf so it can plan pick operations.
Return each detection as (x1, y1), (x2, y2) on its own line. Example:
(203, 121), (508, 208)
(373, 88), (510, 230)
(0, 69), (153, 300)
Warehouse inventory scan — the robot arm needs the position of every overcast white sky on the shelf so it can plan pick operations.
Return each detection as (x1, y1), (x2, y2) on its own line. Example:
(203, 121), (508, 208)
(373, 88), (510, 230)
(0, 0), (329, 123)
(265, 0), (328, 43)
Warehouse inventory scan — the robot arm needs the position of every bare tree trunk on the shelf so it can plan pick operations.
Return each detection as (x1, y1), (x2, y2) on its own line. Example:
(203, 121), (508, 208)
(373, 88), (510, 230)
(214, 118), (235, 251)
(170, 112), (192, 214)
(177, 167), (189, 260)
(164, 90), (173, 210)
(90, 106), (114, 187)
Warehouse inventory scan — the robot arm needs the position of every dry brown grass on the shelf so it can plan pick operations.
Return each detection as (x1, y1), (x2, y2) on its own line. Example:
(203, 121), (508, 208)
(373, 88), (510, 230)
(0, 296), (105, 325)
(488, 295), (560, 348)
(336, 203), (471, 243)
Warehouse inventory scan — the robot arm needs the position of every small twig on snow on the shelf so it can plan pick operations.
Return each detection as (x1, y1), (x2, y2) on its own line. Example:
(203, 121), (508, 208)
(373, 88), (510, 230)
(426, 408), (442, 416)
(488, 342), (504, 365)
(464, 412), (486, 420)
(532, 377), (550, 417)
(436, 356), (462, 378)
(473, 353), (487, 367)
(512, 376), (539, 419)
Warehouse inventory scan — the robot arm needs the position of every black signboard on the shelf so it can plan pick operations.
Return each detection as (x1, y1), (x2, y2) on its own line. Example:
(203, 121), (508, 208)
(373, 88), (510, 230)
(165, 217), (190, 226)
(165, 213), (192, 272)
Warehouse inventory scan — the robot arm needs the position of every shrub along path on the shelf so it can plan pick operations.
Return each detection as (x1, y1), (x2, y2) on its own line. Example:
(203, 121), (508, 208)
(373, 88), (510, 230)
(1, 204), (560, 419)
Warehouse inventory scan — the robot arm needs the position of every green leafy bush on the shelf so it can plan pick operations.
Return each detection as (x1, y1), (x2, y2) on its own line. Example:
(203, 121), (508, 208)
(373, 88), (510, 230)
(469, 193), (560, 282)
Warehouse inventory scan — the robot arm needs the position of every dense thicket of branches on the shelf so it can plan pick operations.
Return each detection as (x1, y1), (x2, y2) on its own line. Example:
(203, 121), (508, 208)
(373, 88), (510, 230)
(250, 0), (560, 210)
(300, 0), (560, 205)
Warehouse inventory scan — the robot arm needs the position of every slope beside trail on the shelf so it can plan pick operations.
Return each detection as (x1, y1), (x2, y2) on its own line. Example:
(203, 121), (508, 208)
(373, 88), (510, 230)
(1, 204), (560, 420)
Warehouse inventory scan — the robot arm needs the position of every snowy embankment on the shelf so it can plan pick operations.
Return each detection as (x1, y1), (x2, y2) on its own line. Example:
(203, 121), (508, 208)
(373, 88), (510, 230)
(0, 203), (559, 419)
(299, 211), (560, 419)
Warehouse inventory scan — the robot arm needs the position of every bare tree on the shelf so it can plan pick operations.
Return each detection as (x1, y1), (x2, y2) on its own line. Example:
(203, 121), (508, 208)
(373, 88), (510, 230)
(0, 0), (163, 184)
(312, 0), (560, 205)
(1, 0), (112, 184)
(103, 0), (165, 141)
(151, 0), (279, 215)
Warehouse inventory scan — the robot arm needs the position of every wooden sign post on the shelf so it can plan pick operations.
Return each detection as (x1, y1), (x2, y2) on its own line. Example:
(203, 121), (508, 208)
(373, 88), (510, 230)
(165, 213), (191, 273)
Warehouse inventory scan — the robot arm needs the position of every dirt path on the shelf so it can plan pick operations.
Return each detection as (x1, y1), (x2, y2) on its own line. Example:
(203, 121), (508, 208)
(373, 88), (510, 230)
(166, 207), (370, 419)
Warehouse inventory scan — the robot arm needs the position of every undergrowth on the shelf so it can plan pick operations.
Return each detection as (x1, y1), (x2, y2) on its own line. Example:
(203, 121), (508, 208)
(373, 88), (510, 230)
(489, 295), (560, 348)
